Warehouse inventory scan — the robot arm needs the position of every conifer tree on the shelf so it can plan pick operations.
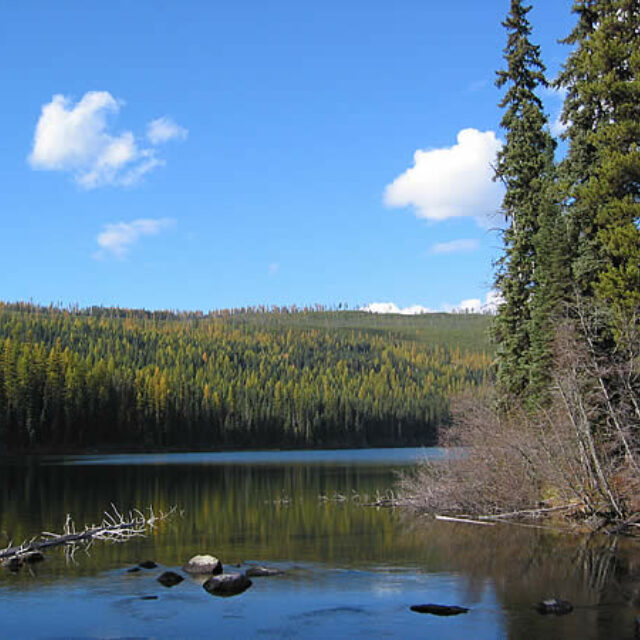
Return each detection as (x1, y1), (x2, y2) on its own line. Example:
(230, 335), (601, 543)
(493, 0), (558, 397)
(557, 0), (640, 322)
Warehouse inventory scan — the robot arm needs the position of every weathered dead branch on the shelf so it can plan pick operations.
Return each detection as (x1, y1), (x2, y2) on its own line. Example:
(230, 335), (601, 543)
(362, 497), (408, 507)
(434, 514), (496, 526)
(0, 504), (175, 566)
(475, 504), (580, 521)
(605, 512), (640, 536)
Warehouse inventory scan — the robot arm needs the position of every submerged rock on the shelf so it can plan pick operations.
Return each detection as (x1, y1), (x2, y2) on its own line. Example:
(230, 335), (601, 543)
(535, 599), (573, 615)
(245, 565), (284, 578)
(410, 604), (470, 616)
(203, 573), (252, 597)
(138, 560), (158, 569)
(183, 554), (223, 575)
(157, 571), (184, 587)
(127, 566), (142, 573)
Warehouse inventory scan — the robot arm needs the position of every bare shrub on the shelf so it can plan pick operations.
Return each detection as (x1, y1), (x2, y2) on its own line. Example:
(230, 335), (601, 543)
(398, 390), (547, 515)
(399, 307), (640, 523)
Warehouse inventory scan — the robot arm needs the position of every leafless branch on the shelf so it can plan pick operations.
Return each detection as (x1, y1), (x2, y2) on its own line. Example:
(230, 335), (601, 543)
(0, 505), (176, 566)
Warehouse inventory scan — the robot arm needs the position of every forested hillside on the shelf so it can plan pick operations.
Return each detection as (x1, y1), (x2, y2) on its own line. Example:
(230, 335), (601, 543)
(0, 302), (491, 452)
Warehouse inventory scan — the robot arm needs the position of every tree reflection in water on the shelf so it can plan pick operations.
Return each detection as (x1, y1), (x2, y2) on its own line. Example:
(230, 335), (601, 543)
(0, 452), (637, 639)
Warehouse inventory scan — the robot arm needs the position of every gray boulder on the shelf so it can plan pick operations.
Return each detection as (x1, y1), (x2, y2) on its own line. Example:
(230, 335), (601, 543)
(183, 554), (223, 575)
(157, 571), (184, 587)
(203, 573), (252, 597)
(245, 565), (284, 578)
(535, 599), (573, 615)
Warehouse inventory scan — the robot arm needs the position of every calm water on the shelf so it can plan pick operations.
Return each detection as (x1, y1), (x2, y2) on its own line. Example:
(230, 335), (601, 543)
(0, 448), (638, 639)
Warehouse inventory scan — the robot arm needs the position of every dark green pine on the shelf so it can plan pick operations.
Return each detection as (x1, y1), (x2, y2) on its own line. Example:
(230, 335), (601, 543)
(557, 0), (640, 324)
(493, 0), (558, 399)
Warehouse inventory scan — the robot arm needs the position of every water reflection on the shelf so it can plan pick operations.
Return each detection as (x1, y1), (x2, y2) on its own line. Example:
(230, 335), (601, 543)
(0, 451), (638, 639)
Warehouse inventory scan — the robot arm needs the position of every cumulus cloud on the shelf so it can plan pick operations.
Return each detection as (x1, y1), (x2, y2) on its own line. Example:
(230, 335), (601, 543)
(362, 290), (503, 316)
(360, 302), (434, 315)
(95, 218), (175, 258)
(429, 238), (479, 254)
(444, 290), (503, 314)
(147, 116), (188, 145)
(29, 91), (186, 188)
(384, 128), (503, 223)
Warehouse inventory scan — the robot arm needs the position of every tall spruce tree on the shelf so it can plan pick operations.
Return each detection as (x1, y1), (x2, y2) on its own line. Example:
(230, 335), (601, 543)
(493, 0), (558, 398)
(557, 0), (640, 323)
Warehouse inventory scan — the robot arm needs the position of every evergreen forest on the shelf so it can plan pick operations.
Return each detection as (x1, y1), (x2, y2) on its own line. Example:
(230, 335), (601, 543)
(402, 0), (639, 525)
(0, 302), (491, 452)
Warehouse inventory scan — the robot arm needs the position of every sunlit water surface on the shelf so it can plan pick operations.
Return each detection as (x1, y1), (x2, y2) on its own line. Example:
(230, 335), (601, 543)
(0, 448), (638, 639)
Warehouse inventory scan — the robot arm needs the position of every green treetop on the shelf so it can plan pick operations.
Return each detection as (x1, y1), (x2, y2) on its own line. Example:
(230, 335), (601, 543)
(493, 0), (559, 398)
(557, 0), (640, 321)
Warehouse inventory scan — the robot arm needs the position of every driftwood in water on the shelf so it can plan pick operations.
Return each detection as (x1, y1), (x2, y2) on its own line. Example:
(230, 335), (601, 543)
(434, 514), (496, 526)
(475, 503), (580, 521)
(0, 504), (175, 566)
(605, 512), (640, 536)
(362, 497), (406, 508)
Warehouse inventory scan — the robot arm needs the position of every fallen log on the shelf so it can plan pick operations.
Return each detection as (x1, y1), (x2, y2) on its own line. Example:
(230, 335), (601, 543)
(362, 498), (406, 507)
(475, 504), (580, 521)
(605, 512), (640, 536)
(434, 514), (496, 526)
(0, 504), (174, 565)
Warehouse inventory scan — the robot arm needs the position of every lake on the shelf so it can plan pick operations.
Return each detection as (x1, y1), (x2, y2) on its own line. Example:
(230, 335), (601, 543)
(0, 448), (638, 639)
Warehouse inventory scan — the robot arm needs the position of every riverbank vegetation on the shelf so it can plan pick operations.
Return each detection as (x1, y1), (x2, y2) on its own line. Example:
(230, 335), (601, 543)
(0, 303), (491, 452)
(400, 0), (639, 530)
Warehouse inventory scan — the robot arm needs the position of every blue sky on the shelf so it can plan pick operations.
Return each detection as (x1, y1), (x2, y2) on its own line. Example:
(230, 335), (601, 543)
(1, 0), (574, 313)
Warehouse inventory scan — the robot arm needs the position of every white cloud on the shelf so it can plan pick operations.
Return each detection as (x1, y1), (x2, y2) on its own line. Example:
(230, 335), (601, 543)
(29, 91), (186, 188)
(360, 302), (434, 315)
(268, 263), (279, 276)
(384, 128), (503, 224)
(539, 85), (566, 100)
(147, 116), (188, 145)
(550, 112), (569, 137)
(484, 290), (504, 312)
(430, 238), (479, 255)
(540, 86), (568, 137)
(444, 290), (503, 314)
(95, 218), (175, 258)
(453, 298), (483, 313)
(362, 290), (503, 316)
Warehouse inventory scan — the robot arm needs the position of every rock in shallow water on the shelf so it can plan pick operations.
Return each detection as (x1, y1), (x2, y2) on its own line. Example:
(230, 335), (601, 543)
(410, 604), (470, 616)
(245, 565), (284, 578)
(183, 554), (223, 575)
(138, 560), (157, 569)
(535, 599), (573, 615)
(203, 573), (252, 597)
(157, 571), (184, 587)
